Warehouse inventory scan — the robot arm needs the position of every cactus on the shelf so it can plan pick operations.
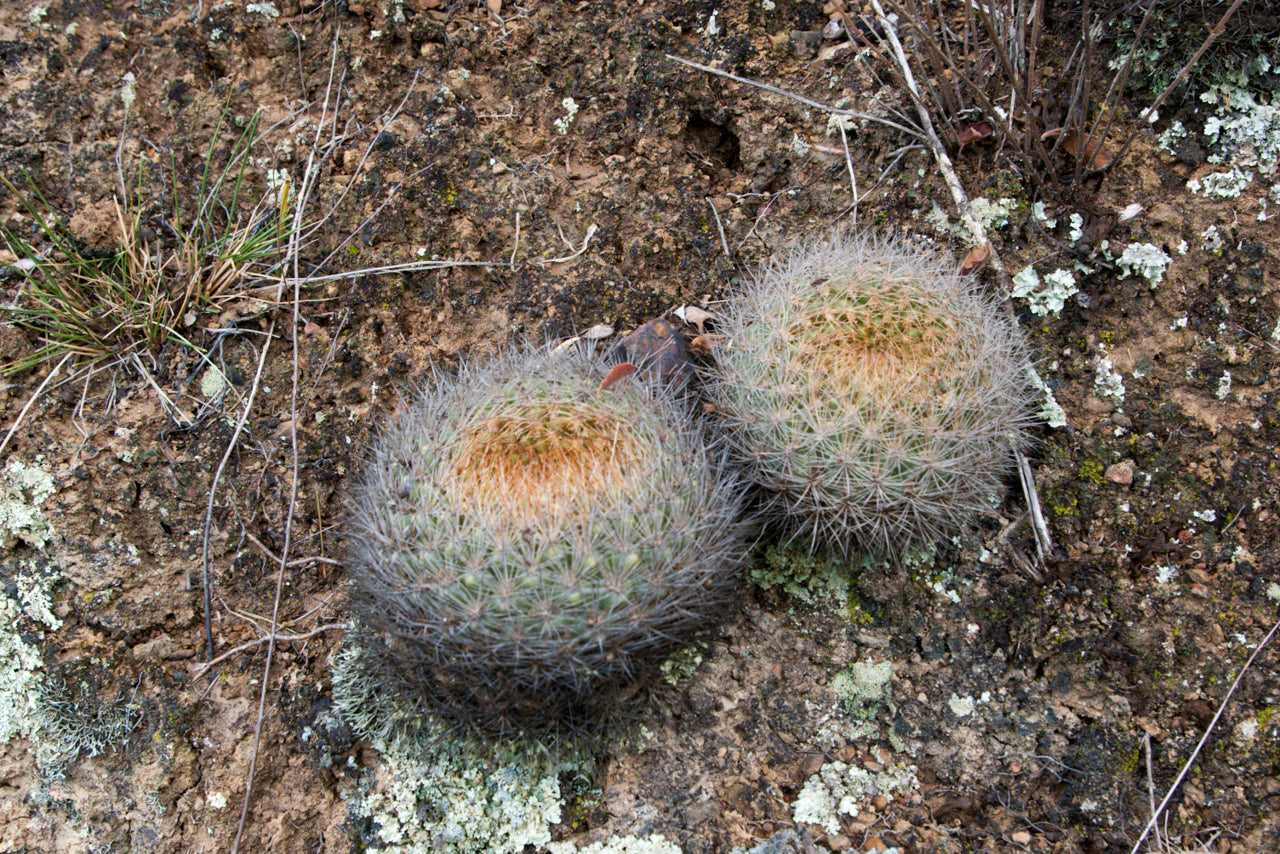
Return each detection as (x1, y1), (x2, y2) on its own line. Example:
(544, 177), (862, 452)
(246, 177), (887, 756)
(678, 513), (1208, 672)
(704, 232), (1036, 556)
(346, 345), (745, 742)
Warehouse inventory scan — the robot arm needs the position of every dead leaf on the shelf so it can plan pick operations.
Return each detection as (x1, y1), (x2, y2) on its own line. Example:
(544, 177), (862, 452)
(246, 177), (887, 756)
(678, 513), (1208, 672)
(599, 362), (637, 391)
(553, 335), (581, 353)
(956, 121), (993, 150)
(1043, 127), (1113, 169)
(957, 241), (991, 276)
(673, 305), (713, 334)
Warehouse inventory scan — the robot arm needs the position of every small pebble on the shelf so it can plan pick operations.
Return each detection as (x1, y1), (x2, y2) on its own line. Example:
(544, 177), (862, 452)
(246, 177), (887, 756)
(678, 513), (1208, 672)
(1105, 459), (1136, 484)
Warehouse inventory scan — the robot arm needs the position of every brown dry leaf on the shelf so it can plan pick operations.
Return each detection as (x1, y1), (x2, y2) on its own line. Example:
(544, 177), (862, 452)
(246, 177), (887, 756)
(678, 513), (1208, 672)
(689, 333), (724, 352)
(956, 121), (993, 151)
(599, 362), (637, 391)
(1043, 127), (1114, 169)
(958, 241), (991, 276)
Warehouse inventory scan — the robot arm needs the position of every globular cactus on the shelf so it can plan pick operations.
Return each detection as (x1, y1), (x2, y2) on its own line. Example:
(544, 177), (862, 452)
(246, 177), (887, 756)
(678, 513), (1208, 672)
(703, 232), (1036, 557)
(346, 345), (746, 742)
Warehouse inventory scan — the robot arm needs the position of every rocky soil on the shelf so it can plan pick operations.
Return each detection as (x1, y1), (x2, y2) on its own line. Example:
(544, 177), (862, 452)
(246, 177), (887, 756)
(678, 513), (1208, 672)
(0, 1), (1277, 852)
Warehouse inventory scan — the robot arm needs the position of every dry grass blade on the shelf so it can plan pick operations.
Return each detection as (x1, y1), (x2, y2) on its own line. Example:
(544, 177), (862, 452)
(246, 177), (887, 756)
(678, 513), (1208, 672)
(1130, 614), (1280, 854)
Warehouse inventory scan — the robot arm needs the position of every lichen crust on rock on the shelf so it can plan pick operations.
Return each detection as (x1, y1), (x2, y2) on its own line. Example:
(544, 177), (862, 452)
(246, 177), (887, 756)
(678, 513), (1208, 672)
(346, 345), (746, 741)
(704, 232), (1036, 556)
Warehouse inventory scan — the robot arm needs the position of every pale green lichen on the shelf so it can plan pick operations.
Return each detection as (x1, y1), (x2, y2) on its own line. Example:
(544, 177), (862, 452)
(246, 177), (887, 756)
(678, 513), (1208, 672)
(1094, 356), (1126, 405)
(1116, 243), (1173, 287)
(554, 98), (580, 135)
(245, 2), (281, 18)
(792, 759), (917, 835)
(660, 646), (704, 686)
(120, 71), (137, 112)
(926, 197), (1017, 237)
(37, 673), (141, 775)
(1, 458), (56, 549)
(0, 551), (88, 773)
(1012, 266), (1078, 316)
(1199, 69), (1280, 171)
(548, 834), (683, 854)
(1026, 366), (1068, 429)
(1187, 167), (1254, 198)
(830, 660), (893, 719)
(356, 746), (563, 852)
(201, 365), (228, 398)
(0, 591), (47, 745)
(750, 544), (850, 605)
(947, 693), (976, 716)
(330, 633), (578, 854)
(0, 460), (62, 756)
(968, 197), (1018, 230)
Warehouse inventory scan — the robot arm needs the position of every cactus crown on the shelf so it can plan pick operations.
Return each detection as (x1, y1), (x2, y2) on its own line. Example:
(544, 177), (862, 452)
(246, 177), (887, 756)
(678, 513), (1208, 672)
(450, 402), (638, 521)
(346, 345), (746, 742)
(706, 231), (1035, 556)
(777, 274), (977, 391)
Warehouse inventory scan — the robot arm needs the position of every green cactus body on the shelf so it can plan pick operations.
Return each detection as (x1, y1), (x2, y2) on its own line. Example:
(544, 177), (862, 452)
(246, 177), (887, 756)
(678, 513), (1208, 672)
(347, 346), (745, 741)
(706, 233), (1035, 556)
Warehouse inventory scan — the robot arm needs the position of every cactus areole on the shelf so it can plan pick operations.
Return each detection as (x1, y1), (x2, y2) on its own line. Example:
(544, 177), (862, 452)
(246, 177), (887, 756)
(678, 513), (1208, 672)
(346, 347), (745, 742)
(706, 232), (1036, 556)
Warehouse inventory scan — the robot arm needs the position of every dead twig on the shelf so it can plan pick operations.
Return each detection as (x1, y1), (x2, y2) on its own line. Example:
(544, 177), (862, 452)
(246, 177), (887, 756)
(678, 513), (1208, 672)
(0, 352), (72, 460)
(1109, 0), (1248, 173)
(198, 319), (277, 659)
(229, 27), (334, 852)
(1130, 615), (1280, 854)
(706, 197), (730, 258)
(867, 0), (1005, 280)
(665, 54), (927, 141)
(191, 623), (346, 680)
(1016, 448), (1052, 561)
(244, 530), (341, 569)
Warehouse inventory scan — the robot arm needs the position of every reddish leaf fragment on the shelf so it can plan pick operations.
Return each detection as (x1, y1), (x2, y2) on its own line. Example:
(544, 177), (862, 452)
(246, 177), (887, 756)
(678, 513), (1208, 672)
(1043, 127), (1114, 169)
(599, 362), (637, 391)
(958, 241), (992, 276)
(956, 121), (993, 150)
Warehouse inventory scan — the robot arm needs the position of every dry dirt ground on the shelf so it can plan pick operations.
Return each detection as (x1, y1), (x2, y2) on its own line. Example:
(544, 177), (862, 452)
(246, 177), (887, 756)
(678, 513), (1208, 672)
(0, 1), (1278, 852)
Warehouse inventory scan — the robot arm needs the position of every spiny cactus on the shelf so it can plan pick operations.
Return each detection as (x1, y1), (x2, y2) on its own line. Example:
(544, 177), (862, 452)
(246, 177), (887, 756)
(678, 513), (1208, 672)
(704, 232), (1036, 557)
(346, 345), (746, 742)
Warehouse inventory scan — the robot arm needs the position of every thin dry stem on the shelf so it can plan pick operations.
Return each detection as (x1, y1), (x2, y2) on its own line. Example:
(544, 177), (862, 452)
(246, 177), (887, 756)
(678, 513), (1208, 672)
(197, 319), (277, 656)
(1110, 0), (1248, 173)
(0, 352), (72, 460)
(1129, 615), (1280, 854)
(868, 0), (1006, 280)
(192, 623), (346, 680)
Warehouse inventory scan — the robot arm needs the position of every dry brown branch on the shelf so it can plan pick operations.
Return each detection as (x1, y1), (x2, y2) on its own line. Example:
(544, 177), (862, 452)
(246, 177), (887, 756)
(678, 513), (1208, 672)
(0, 352), (72, 459)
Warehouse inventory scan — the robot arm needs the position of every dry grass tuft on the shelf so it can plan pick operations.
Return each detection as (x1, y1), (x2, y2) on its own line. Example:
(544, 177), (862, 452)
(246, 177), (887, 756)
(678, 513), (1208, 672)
(0, 112), (291, 379)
